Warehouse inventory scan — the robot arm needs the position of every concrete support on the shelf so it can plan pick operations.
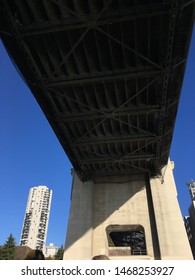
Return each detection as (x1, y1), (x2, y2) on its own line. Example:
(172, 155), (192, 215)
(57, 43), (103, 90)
(63, 162), (193, 260)
(63, 173), (94, 259)
(150, 161), (193, 259)
(91, 178), (153, 259)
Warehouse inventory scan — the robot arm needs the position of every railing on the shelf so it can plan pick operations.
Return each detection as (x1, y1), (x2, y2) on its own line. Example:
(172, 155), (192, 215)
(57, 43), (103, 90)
(132, 249), (147, 255)
(109, 247), (147, 256)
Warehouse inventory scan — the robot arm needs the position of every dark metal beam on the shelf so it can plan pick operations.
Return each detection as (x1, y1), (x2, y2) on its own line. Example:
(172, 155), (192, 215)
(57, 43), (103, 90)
(74, 134), (158, 146)
(82, 154), (156, 164)
(46, 69), (161, 87)
(101, 140), (156, 172)
(58, 106), (160, 122)
(111, 115), (156, 137)
(69, 76), (160, 143)
(155, 0), (178, 165)
(49, 28), (90, 79)
(16, 10), (171, 37)
(96, 26), (163, 70)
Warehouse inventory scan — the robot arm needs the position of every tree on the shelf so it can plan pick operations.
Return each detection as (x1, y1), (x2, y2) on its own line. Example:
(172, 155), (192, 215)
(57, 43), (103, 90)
(55, 245), (64, 260)
(0, 234), (16, 260)
(0, 246), (3, 260)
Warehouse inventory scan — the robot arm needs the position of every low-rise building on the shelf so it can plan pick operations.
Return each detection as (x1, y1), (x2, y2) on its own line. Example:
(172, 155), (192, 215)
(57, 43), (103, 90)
(44, 243), (58, 258)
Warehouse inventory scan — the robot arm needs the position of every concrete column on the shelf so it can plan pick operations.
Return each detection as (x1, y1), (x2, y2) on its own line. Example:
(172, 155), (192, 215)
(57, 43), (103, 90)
(150, 161), (193, 259)
(63, 171), (94, 260)
(91, 179), (154, 259)
(64, 173), (154, 259)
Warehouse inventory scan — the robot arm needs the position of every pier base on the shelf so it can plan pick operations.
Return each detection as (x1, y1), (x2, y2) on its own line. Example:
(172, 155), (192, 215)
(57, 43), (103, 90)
(63, 161), (192, 260)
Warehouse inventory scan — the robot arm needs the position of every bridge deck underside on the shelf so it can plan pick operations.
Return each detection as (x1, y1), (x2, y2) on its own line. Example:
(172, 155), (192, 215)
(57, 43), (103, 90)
(1, 0), (194, 181)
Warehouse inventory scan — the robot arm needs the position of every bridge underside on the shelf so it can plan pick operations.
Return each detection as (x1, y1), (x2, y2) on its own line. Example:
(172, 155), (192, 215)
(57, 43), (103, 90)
(0, 0), (194, 181)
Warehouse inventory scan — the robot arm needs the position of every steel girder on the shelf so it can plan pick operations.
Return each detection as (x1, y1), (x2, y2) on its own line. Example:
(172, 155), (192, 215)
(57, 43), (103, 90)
(0, 0), (194, 181)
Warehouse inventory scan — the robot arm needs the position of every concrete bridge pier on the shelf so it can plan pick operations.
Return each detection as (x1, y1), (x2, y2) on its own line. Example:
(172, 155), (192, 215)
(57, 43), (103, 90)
(63, 161), (192, 260)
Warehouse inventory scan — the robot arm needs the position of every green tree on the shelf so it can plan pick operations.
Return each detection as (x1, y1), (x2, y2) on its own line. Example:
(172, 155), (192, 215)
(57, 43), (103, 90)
(55, 245), (64, 260)
(0, 246), (3, 260)
(0, 234), (16, 260)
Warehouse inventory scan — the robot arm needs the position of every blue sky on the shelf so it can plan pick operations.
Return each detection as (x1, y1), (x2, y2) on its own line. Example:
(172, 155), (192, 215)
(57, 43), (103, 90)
(0, 27), (194, 248)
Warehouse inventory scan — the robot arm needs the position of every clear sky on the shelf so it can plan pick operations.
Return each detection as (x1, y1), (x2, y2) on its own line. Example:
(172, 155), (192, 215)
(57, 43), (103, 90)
(0, 27), (194, 248)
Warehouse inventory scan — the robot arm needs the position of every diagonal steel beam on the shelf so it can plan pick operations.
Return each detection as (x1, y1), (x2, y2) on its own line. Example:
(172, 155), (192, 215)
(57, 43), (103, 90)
(48, 28), (89, 80)
(111, 76), (160, 116)
(58, 106), (160, 122)
(182, 0), (195, 9)
(47, 87), (107, 118)
(120, 162), (152, 173)
(173, 59), (186, 69)
(95, 0), (113, 21)
(48, 87), (160, 124)
(47, 0), (113, 81)
(72, 76), (160, 143)
(96, 26), (163, 70)
(111, 115), (156, 137)
(101, 140), (156, 172)
(51, 0), (83, 20)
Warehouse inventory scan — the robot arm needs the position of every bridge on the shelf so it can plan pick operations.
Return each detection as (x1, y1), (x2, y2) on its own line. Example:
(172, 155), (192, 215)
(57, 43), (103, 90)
(1, 0), (194, 259)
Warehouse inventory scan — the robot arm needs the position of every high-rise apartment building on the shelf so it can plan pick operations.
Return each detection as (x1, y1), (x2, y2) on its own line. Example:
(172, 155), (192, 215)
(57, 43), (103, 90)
(184, 181), (195, 258)
(187, 181), (195, 201)
(20, 186), (52, 252)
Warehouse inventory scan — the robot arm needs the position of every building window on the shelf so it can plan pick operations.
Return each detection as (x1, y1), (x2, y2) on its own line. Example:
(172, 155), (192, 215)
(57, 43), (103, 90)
(106, 225), (147, 256)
